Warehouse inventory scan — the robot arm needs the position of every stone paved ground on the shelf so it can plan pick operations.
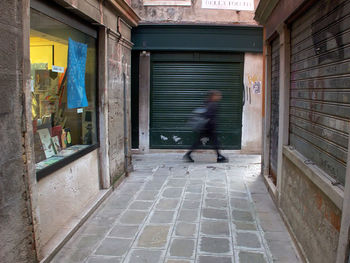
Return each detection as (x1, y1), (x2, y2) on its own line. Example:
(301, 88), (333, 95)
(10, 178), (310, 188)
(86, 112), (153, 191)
(51, 153), (301, 263)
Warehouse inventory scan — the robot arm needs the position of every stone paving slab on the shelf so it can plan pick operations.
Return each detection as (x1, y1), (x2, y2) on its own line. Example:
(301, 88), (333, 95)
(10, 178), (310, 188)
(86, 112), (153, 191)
(86, 255), (122, 263)
(169, 238), (196, 258)
(51, 153), (301, 263)
(125, 249), (164, 263)
(95, 238), (132, 257)
(175, 222), (198, 237)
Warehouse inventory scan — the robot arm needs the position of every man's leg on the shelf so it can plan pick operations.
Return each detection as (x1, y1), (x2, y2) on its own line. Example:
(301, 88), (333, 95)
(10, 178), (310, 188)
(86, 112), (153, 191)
(208, 130), (220, 156)
(184, 132), (203, 162)
(209, 130), (228, 162)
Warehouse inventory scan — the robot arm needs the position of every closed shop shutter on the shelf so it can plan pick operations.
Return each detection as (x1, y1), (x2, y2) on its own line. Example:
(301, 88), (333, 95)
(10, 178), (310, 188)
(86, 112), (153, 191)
(150, 52), (244, 149)
(290, 0), (350, 185)
(269, 37), (280, 181)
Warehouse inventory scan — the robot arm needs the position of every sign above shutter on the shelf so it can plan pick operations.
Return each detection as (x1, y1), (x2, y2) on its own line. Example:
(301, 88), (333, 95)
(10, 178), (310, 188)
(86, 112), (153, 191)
(132, 25), (263, 53)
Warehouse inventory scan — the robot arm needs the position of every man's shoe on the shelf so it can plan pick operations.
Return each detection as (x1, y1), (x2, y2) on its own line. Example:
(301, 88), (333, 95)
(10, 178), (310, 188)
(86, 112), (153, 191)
(183, 153), (194, 162)
(217, 155), (228, 163)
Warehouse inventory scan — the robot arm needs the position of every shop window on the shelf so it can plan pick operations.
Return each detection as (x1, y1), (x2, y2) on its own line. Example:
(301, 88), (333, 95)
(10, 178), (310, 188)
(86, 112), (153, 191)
(30, 9), (97, 178)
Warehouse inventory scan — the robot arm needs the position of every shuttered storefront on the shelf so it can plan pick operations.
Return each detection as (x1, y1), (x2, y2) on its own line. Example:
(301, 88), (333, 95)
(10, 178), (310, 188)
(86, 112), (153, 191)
(150, 52), (244, 149)
(290, 0), (350, 185)
(269, 38), (280, 182)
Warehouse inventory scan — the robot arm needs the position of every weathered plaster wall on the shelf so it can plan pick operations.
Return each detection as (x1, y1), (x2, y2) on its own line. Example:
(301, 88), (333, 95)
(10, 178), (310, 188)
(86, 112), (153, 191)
(36, 150), (100, 257)
(107, 33), (133, 182)
(280, 155), (341, 263)
(131, 0), (260, 24)
(242, 53), (263, 153)
(0, 1), (36, 262)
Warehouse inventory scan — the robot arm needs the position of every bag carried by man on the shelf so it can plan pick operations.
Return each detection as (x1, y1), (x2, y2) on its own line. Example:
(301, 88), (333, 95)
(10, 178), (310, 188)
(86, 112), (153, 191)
(188, 107), (209, 132)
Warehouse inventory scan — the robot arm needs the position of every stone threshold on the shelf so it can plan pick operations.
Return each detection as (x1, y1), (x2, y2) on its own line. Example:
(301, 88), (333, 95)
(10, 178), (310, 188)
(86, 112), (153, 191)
(39, 188), (113, 263)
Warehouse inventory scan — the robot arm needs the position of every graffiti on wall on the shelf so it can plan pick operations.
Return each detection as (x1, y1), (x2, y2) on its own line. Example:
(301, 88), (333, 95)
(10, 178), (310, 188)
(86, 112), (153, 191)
(244, 73), (261, 104)
(311, 0), (344, 63)
(248, 74), (261, 94)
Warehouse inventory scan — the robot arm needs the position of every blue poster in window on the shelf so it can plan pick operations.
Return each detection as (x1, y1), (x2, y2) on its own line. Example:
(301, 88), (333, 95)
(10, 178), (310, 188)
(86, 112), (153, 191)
(67, 38), (88, 109)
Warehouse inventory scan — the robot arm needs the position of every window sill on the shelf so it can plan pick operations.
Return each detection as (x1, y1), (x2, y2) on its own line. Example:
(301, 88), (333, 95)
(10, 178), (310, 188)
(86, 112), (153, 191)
(36, 144), (99, 181)
(283, 146), (344, 210)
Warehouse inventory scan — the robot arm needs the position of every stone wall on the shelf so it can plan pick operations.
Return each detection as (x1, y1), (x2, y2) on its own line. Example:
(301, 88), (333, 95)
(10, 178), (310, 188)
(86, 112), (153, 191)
(280, 155), (341, 263)
(0, 0), (36, 262)
(107, 32), (132, 182)
(131, 0), (260, 24)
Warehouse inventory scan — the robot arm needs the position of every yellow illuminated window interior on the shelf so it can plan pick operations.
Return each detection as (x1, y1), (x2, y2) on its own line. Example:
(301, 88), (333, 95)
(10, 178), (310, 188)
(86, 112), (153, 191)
(30, 9), (97, 172)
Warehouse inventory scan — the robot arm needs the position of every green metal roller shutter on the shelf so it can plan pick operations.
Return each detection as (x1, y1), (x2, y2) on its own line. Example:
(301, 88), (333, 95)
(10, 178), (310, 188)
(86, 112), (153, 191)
(150, 52), (244, 149)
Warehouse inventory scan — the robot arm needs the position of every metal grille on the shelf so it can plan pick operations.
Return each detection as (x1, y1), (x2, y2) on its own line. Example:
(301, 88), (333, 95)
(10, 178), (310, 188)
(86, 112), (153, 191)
(290, 0), (350, 185)
(269, 37), (280, 179)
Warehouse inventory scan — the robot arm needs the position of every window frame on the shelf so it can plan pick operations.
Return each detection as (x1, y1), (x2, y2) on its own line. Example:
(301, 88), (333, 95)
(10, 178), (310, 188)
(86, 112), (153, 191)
(30, 0), (100, 181)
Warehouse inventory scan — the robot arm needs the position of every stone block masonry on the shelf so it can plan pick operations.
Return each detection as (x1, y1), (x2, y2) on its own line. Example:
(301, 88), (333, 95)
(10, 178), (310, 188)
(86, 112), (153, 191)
(107, 35), (132, 182)
(280, 155), (341, 263)
(0, 0), (36, 262)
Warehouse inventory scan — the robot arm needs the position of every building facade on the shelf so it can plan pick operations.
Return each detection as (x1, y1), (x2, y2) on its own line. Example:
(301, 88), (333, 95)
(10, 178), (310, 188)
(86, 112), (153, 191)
(130, 0), (264, 153)
(0, 0), (139, 262)
(256, 0), (350, 262)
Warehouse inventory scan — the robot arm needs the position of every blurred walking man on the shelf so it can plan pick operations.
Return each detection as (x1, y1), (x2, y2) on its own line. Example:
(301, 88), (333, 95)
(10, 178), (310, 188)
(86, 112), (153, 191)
(183, 90), (228, 163)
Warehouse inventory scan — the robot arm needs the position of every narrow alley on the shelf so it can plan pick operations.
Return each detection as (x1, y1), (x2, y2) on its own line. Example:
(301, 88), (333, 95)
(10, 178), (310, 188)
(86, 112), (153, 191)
(3, 0), (350, 262)
(51, 153), (300, 263)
